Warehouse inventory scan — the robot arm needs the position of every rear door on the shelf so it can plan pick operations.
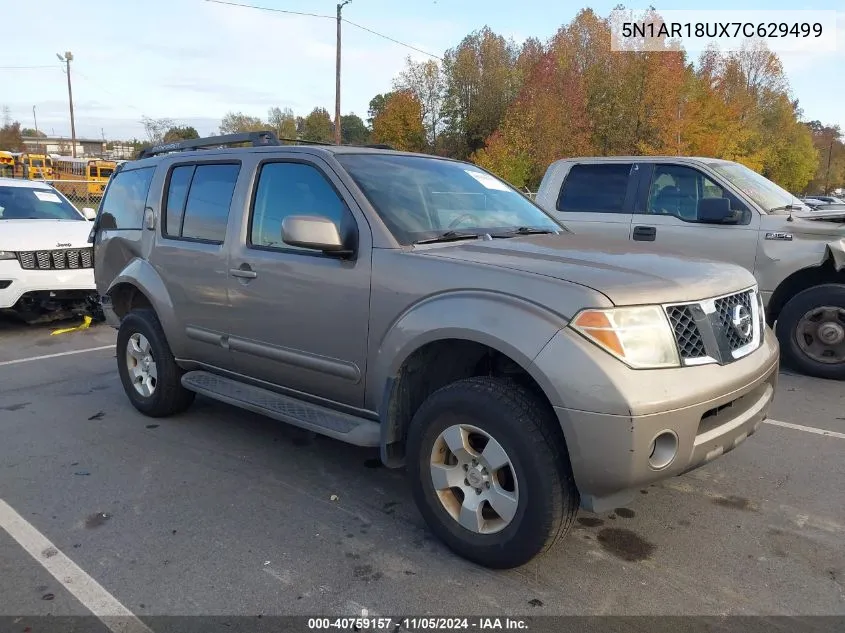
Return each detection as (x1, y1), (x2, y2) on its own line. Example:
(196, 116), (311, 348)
(551, 162), (639, 240)
(148, 160), (242, 369)
(629, 163), (760, 272)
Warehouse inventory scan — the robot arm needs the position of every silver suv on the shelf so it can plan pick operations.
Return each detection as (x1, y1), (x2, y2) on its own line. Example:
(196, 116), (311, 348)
(92, 133), (779, 568)
(536, 157), (845, 380)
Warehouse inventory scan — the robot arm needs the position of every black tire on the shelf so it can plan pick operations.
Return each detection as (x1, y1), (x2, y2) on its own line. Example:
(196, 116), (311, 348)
(406, 376), (579, 569)
(116, 309), (195, 417)
(775, 283), (845, 381)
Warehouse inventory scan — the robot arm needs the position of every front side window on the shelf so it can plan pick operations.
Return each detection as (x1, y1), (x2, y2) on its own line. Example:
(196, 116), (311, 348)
(557, 163), (633, 214)
(645, 164), (749, 222)
(100, 166), (155, 229)
(250, 162), (349, 251)
(335, 154), (559, 244)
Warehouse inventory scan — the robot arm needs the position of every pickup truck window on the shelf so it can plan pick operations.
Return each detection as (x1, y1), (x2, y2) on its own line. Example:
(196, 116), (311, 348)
(644, 164), (748, 222)
(556, 163), (632, 214)
(249, 161), (349, 251)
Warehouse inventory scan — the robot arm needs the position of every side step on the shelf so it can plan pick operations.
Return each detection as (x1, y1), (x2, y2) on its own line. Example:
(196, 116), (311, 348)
(181, 371), (380, 447)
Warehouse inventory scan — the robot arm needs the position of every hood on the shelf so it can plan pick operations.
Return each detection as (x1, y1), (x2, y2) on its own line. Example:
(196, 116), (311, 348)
(0, 219), (92, 250)
(416, 234), (755, 306)
(790, 209), (845, 225)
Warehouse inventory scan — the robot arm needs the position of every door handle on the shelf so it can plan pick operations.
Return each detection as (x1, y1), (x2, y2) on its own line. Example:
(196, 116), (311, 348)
(229, 265), (257, 279)
(632, 225), (657, 241)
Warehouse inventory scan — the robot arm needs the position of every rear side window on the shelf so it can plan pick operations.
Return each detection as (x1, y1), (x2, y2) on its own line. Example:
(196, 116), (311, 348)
(557, 163), (632, 214)
(99, 166), (155, 229)
(163, 163), (240, 244)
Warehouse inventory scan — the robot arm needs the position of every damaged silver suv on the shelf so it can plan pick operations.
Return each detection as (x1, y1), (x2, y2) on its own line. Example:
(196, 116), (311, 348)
(91, 132), (779, 568)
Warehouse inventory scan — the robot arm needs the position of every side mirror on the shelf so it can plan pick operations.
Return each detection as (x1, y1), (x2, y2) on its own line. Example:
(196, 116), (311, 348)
(697, 197), (736, 224)
(82, 207), (97, 221)
(282, 215), (349, 254)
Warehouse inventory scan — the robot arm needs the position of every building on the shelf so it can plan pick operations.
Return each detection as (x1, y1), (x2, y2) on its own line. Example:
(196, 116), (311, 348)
(21, 136), (106, 157)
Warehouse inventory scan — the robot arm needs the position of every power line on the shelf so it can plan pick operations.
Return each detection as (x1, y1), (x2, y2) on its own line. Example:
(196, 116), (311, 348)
(342, 18), (442, 60)
(202, 0), (442, 60)
(0, 65), (61, 70)
(203, 0), (333, 20)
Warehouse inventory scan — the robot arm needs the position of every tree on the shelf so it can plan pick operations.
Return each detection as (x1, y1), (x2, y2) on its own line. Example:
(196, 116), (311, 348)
(162, 126), (199, 143)
(372, 91), (426, 152)
(301, 107), (334, 143)
(367, 93), (394, 127)
(394, 57), (444, 148)
(141, 116), (175, 144)
(805, 122), (845, 195)
(268, 107), (298, 141)
(21, 128), (47, 138)
(0, 120), (24, 151)
(219, 112), (266, 135)
(341, 114), (370, 145)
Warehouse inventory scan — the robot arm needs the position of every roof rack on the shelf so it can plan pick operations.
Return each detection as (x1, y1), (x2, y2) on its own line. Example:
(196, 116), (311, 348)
(138, 131), (282, 159)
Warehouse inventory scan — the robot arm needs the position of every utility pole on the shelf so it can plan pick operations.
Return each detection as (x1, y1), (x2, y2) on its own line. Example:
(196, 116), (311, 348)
(57, 51), (77, 157)
(335, 1), (351, 145)
(824, 138), (834, 195)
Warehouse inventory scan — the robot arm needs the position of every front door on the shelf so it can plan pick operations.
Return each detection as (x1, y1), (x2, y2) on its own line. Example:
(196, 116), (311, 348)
(629, 163), (760, 273)
(227, 156), (371, 409)
(549, 161), (638, 241)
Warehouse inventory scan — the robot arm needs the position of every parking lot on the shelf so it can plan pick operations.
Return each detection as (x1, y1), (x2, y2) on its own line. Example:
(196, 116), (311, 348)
(1, 317), (843, 624)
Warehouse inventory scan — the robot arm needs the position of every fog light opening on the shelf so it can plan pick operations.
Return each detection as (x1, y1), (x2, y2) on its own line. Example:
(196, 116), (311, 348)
(648, 430), (678, 470)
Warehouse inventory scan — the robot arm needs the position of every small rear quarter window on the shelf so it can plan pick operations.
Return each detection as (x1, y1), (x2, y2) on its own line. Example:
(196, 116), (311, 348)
(99, 166), (155, 230)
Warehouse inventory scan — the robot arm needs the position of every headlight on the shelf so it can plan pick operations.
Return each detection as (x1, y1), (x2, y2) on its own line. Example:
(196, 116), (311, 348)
(756, 290), (766, 331)
(0, 250), (16, 260)
(570, 305), (680, 369)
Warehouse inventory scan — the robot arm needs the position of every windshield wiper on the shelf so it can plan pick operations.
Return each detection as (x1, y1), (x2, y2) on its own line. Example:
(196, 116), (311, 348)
(491, 226), (559, 238)
(768, 204), (806, 213)
(413, 231), (481, 245)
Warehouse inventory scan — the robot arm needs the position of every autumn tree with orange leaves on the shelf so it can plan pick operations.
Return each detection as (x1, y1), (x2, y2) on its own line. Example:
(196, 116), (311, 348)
(371, 90), (427, 152)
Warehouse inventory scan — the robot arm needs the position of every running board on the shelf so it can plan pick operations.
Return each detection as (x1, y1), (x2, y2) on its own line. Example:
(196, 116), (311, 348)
(181, 371), (380, 447)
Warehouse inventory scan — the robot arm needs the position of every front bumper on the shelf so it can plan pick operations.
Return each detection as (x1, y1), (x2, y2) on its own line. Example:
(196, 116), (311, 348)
(0, 260), (95, 309)
(533, 326), (780, 512)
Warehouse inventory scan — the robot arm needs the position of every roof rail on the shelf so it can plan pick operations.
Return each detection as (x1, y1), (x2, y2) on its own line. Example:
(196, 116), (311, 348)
(363, 143), (395, 150)
(137, 131), (281, 159)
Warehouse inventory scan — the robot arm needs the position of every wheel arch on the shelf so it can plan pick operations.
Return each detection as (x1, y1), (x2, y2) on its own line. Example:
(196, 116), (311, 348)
(766, 254), (845, 326)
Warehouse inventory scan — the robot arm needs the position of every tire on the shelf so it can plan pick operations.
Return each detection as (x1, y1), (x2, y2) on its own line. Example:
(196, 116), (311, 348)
(406, 376), (579, 569)
(775, 283), (845, 381)
(116, 309), (195, 417)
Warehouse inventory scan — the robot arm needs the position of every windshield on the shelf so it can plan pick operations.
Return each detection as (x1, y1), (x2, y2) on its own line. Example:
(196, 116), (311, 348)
(0, 185), (84, 221)
(31, 159), (44, 168)
(335, 154), (561, 244)
(99, 168), (114, 178)
(708, 161), (806, 212)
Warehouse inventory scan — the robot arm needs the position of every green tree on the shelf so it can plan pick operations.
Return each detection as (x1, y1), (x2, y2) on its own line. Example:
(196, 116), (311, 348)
(301, 107), (334, 143)
(394, 57), (444, 148)
(21, 128), (47, 138)
(0, 120), (24, 151)
(162, 126), (199, 143)
(219, 111), (266, 135)
(367, 93), (394, 127)
(268, 107), (298, 141)
(341, 113), (370, 145)
(372, 91), (426, 152)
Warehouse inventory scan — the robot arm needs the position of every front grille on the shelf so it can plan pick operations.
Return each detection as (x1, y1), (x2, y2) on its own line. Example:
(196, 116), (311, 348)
(666, 305), (706, 359)
(16, 248), (94, 271)
(714, 290), (755, 350)
(664, 288), (760, 366)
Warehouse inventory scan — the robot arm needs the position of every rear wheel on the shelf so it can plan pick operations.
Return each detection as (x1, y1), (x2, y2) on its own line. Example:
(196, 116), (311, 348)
(406, 376), (579, 569)
(116, 309), (195, 417)
(776, 284), (845, 381)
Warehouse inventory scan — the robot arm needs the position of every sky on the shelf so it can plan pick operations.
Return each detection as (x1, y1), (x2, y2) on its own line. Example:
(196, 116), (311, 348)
(2, 0), (843, 142)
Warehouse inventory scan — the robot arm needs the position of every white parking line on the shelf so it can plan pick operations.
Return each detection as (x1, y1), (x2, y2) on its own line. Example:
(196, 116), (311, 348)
(0, 498), (153, 633)
(0, 345), (115, 368)
(765, 418), (845, 440)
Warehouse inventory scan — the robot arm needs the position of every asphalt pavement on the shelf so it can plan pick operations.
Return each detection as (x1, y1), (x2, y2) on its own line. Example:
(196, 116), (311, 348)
(1, 317), (843, 626)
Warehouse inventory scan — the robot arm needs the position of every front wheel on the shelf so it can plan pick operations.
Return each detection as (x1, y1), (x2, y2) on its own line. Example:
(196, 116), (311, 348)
(406, 377), (579, 569)
(775, 283), (845, 381)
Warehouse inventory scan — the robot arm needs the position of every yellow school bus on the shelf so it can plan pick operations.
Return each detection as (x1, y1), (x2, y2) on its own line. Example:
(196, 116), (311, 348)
(0, 151), (13, 178)
(12, 153), (54, 179)
(53, 157), (117, 201)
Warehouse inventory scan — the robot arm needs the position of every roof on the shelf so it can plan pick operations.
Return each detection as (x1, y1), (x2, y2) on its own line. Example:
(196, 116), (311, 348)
(0, 177), (53, 190)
